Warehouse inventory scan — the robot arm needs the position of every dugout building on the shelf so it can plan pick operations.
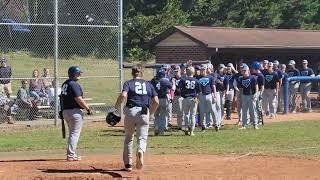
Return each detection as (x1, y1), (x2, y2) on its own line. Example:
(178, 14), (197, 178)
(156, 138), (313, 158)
(149, 26), (320, 69)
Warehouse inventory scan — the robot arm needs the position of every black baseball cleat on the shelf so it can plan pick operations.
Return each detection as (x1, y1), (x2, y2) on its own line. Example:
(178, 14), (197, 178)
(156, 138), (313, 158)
(215, 126), (220, 132)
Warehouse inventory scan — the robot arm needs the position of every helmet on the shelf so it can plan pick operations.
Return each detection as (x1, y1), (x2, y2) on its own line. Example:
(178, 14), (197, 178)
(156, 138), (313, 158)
(156, 68), (166, 78)
(68, 66), (82, 77)
(252, 61), (261, 70)
(106, 111), (121, 126)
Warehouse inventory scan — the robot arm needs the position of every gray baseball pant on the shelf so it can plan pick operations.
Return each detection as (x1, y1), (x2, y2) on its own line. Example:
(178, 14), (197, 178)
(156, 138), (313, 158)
(300, 82), (312, 111)
(154, 98), (169, 134)
(63, 108), (83, 158)
(123, 106), (149, 166)
(277, 87), (284, 112)
(173, 95), (183, 128)
(289, 82), (300, 112)
(262, 89), (277, 116)
(241, 94), (258, 126)
(199, 94), (216, 128)
(182, 97), (198, 131)
(219, 91), (225, 122)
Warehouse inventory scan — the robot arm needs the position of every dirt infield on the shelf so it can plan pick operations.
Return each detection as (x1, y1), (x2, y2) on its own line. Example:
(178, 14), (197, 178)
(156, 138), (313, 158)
(1, 153), (320, 180)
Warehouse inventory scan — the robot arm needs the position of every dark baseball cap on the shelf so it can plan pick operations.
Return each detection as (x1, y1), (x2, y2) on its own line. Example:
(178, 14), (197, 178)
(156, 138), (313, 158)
(180, 63), (187, 68)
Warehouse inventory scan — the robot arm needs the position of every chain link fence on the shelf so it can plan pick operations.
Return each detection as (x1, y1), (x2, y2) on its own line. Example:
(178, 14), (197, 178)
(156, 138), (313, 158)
(0, 0), (122, 126)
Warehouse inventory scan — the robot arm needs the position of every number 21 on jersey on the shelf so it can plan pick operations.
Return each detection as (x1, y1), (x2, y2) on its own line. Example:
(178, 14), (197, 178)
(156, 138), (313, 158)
(135, 82), (147, 95)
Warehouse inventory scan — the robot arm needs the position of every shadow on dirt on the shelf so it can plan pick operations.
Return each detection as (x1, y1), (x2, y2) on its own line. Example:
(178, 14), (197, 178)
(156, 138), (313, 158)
(40, 166), (133, 178)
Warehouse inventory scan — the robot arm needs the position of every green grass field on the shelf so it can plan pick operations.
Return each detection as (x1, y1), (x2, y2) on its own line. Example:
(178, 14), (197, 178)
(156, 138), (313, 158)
(3, 51), (154, 105)
(1, 120), (320, 157)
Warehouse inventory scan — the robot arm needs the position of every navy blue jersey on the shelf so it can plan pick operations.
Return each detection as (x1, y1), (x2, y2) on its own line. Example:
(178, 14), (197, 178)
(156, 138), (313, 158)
(224, 73), (235, 90)
(300, 67), (314, 83)
(61, 79), (83, 109)
(251, 72), (265, 89)
(151, 78), (172, 99)
(264, 71), (279, 89)
(287, 69), (300, 78)
(238, 76), (257, 95)
(178, 77), (201, 98)
(275, 69), (283, 79)
(216, 73), (226, 92)
(300, 68), (314, 77)
(173, 76), (182, 96)
(123, 79), (157, 108)
(198, 75), (215, 95)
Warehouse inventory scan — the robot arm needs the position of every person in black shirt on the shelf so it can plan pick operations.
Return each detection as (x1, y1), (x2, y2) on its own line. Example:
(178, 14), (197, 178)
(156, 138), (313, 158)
(262, 62), (279, 118)
(287, 60), (300, 113)
(0, 57), (12, 98)
(61, 66), (92, 161)
(237, 64), (259, 130)
(299, 60), (315, 112)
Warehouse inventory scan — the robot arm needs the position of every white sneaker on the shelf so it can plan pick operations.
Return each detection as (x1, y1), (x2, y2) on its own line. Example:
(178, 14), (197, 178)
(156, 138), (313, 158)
(254, 125), (259, 130)
(190, 131), (195, 136)
(66, 156), (81, 161)
(136, 151), (144, 170)
(238, 126), (246, 130)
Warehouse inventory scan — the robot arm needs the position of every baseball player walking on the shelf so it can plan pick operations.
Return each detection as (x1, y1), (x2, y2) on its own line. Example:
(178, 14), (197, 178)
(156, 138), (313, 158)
(60, 66), (92, 161)
(115, 64), (159, 171)
(178, 66), (201, 136)
(237, 64), (259, 130)
(224, 63), (237, 120)
(262, 62), (280, 119)
(299, 60), (315, 112)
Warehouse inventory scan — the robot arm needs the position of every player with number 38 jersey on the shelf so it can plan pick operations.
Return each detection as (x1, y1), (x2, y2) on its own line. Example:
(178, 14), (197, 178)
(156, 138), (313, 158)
(178, 67), (201, 136)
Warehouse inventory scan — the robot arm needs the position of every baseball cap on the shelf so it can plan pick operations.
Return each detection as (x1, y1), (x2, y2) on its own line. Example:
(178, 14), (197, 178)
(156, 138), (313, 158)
(242, 64), (249, 71)
(162, 64), (171, 70)
(200, 64), (207, 70)
(268, 62), (274, 67)
(288, 60), (296, 65)
(173, 65), (180, 72)
(207, 63), (213, 69)
(180, 63), (187, 68)
(263, 60), (269, 64)
(156, 68), (166, 78)
(273, 60), (279, 65)
(302, 59), (308, 64)
(227, 63), (233, 67)
(281, 64), (286, 69)
(252, 62), (261, 70)
(218, 64), (225, 69)
(194, 65), (200, 70)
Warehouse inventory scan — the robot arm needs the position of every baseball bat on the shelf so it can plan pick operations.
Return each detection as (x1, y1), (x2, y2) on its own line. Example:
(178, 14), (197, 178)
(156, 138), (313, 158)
(59, 94), (66, 139)
(61, 116), (66, 139)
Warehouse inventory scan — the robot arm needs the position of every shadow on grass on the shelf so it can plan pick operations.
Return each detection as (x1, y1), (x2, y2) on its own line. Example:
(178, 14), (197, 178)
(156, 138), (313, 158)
(40, 166), (133, 179)
(0, 159), (65, 163)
